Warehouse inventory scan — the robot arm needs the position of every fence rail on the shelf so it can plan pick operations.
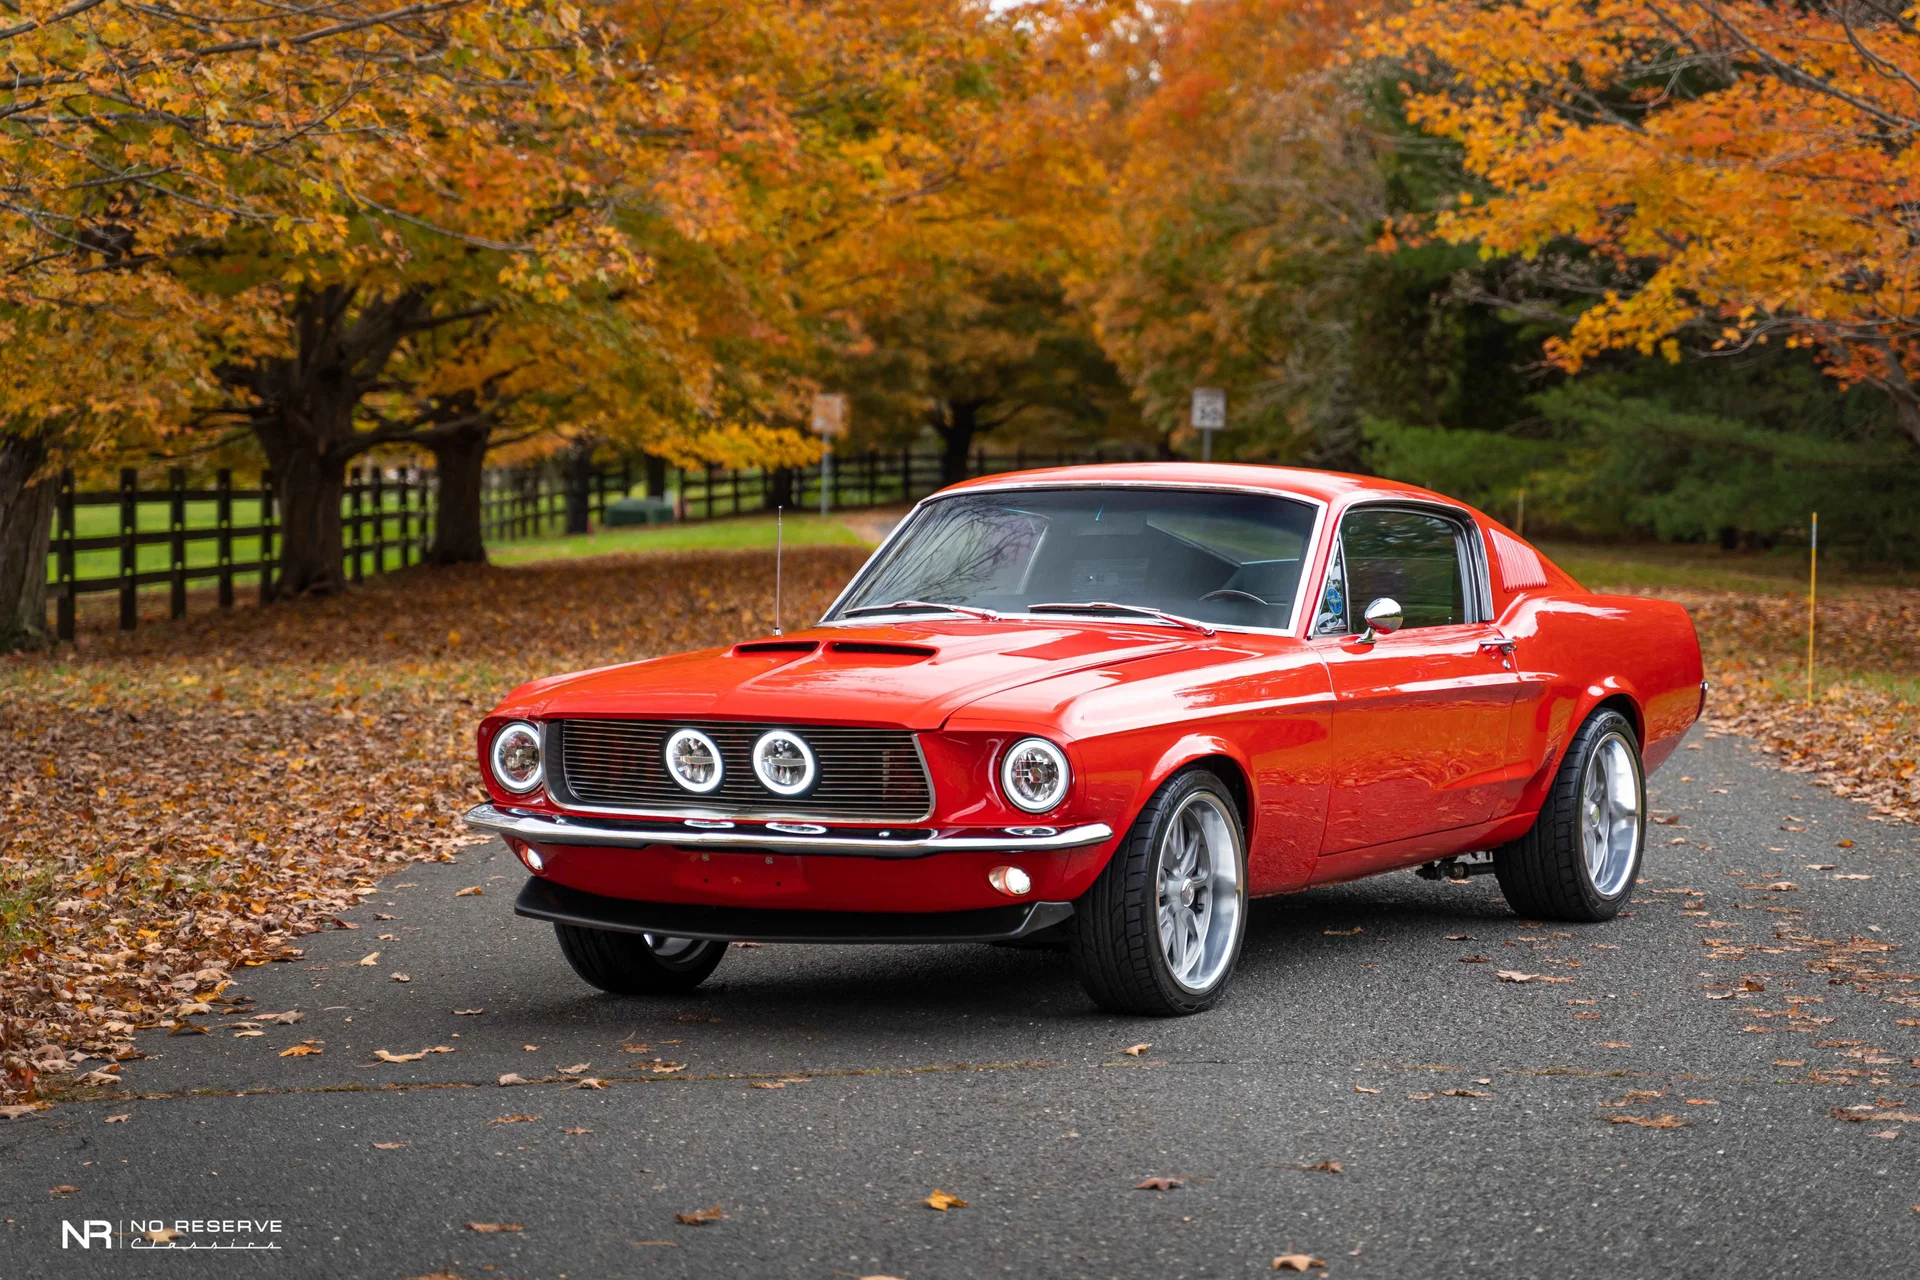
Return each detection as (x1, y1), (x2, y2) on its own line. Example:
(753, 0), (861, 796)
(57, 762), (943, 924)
(47, 446), (1145, 638)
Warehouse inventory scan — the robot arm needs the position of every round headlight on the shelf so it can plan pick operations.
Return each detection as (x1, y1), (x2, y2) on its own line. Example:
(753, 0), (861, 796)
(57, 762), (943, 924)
(664, 729), (724, 794)
(489, 722), (544, 794)
(752, 730), (816, 797)
(1000, 737), (1069, 813)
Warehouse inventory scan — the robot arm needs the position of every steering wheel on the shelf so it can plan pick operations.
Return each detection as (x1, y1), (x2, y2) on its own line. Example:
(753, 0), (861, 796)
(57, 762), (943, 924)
(1199, 588), (1269, 605)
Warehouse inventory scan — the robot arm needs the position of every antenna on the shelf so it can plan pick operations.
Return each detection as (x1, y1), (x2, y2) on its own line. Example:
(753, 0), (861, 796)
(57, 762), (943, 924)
(773, 506), (784, 635)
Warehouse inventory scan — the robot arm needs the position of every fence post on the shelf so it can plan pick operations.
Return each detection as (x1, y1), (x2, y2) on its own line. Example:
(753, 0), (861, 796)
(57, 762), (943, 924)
(259, 470), (276, 604)
(901, 446), (913, 501)
(370, 466), (387, 574)
(348, 466), (366, 583)
(117, 467), (137, 631)
(56, 469), (75, 642)
(396, 469), (412, 567)
(216, 468), (234, 608)
(167, 467), (187, 620)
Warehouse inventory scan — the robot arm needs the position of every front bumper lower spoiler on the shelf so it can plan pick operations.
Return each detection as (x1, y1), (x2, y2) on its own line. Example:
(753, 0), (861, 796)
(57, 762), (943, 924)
(464, 803), (1113, 858)
(514, 876), (1075, 944)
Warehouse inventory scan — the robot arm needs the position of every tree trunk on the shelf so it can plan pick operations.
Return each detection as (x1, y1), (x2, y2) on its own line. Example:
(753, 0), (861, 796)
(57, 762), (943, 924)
(767, 466), (796, 510)
(936, 400), (984, 487)
(643, 453), (668, 499)
(0, 434), (54, 652)
(259, 435), (349, 596)
(564, 442), (594, 536)
(427, 424), (490, 565)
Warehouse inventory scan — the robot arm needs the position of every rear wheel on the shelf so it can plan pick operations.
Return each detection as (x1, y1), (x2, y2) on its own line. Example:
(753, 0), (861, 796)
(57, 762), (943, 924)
(1493, 708), (1644, 922)
(552, 925), (727, 995)
(1068, 770), (1247, 1016)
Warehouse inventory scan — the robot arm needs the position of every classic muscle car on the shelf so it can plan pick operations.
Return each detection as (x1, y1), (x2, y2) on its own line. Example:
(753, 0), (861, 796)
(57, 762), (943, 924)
(466, 463), (1704, 1015)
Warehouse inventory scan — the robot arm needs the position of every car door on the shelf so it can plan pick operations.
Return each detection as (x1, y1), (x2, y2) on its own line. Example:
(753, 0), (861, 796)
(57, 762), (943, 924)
(1309, 505), (1522, 855)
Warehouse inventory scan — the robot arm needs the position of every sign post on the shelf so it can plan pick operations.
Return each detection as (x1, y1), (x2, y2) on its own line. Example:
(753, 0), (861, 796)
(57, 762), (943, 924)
(810, 393), (848, 516)
(1191, 387), (1226, 461)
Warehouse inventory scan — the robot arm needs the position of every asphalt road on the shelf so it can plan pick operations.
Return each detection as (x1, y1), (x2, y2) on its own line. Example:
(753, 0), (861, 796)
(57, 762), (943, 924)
(5, 722), (1919, 1279)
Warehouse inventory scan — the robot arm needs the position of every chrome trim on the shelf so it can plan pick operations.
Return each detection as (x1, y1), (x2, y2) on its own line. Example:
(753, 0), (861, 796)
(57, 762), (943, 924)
(817, 480), (1331, 642)
(546, 724), (936, 825)
(465, 804), (1114, 855)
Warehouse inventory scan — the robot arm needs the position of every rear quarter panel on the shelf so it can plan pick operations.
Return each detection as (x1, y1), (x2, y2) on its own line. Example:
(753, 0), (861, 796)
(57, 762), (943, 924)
(1504, 591), (1704, 813)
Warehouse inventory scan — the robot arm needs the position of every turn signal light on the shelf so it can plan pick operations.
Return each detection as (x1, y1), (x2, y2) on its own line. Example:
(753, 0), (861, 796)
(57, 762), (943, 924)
(988, 865), (1031, 897)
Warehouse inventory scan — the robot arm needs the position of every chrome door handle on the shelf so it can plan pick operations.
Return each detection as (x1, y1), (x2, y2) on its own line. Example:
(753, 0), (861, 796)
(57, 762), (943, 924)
(1479, 638), (1517, 656)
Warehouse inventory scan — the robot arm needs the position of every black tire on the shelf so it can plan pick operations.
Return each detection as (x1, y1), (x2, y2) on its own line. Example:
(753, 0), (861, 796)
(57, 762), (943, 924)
(1493, 708), (1645, 922)
(552, 924), (727, 995)
(1068, 769), (1248, 1016)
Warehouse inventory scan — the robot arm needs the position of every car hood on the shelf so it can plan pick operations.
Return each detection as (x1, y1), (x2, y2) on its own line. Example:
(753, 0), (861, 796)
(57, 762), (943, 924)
(509, 621), (1197, 731)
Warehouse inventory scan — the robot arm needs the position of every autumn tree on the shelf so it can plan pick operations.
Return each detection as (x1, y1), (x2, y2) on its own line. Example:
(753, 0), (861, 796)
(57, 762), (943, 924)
(1369, 1), (1920, 442)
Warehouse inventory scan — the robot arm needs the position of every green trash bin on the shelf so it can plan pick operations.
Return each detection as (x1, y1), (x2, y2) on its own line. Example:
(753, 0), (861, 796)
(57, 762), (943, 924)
(603, 496), (676, 527)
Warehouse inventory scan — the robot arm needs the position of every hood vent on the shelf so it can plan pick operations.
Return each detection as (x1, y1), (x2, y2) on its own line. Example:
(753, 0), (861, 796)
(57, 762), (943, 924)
(828, 641), (937, 660)
(732, 640), (820, 656)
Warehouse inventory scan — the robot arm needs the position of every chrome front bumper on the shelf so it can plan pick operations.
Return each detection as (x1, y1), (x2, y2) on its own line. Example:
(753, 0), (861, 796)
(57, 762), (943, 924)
(463, 803), (1114, 858)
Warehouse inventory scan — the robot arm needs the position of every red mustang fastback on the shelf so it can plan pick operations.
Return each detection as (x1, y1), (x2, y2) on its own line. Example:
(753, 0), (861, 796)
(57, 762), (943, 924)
(467, 464), (1704, 1015)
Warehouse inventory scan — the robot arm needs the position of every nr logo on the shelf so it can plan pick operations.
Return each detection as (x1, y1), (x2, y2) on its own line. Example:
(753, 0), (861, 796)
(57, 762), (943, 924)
(62, 1220), (113, 1249)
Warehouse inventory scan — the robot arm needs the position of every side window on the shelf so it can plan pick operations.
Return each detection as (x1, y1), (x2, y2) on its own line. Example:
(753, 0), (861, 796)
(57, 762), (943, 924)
(1337, 508), (1469, 631)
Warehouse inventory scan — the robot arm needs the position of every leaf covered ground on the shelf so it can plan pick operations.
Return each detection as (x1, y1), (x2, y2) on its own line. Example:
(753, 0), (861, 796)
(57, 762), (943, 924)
(0, 548), (867, 1104)
(2, 547), (1914, 1104)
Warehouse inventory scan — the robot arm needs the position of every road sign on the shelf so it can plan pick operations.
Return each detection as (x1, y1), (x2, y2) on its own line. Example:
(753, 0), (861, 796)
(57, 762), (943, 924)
(1191, 387), (1226, 430)
(810, 393), (848, 439)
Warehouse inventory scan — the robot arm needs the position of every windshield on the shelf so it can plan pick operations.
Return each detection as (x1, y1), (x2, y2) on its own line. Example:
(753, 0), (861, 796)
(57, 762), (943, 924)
(830, 487), (1318, 631)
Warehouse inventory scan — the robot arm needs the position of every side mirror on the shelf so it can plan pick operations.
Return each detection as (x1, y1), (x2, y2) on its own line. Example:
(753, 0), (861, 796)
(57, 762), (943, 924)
(1359, 597), (1403, 644)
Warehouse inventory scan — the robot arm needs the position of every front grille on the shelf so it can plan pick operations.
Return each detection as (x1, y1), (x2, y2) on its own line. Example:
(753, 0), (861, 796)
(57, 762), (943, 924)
(550, 719), (933, 821)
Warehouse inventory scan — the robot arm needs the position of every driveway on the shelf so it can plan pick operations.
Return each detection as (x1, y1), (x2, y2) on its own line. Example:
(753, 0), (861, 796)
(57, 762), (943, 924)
(4, 723), (1917, 1278)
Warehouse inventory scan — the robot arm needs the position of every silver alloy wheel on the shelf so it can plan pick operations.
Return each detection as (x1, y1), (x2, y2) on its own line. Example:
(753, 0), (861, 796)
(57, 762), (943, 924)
(643, 934), (701, 960)
(1581, 732), (1642, 897)
(1155, 791), (1244, 994)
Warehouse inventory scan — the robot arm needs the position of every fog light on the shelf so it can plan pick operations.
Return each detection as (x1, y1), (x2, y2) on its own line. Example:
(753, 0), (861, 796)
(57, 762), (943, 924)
(520, 845), (545, 873)
(988, 865), (1031, 897)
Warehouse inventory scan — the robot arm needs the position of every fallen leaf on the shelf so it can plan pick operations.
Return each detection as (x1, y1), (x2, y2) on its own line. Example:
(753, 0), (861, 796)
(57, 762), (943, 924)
(358, 952), (380, 966)
(232, 1029), (264, 1038)
(1444, 934), (1475, 940)
(256, 1010), (303, 1025)
(1459, 955), (1490, 963)
(1831, 1108), (1920, 1123)
(574, 1078), (606, 1090)
(925, 1190), (968, 1211)
(562, 1127), (592, 1135)
(144, 1228), (181, 1243)
(1496, 970), (1572, 983)
(1123, 1043), (1150, 1057)
(1272, 1255), (1326, 1271)
(1135, 1176), (1183, 1191)
(489, 1114), (540, 1125)
(1685, 1099), (1719, 1106)
(1353, 1085), (1380, 1094)
(1609, 1114), (1688, 1129)
(1871, 1129), (1902, 1139)
(50, 1185), (80, 1195)
(453, 1008), (484, 1016)
(167, 1021), (206, 1036)
(105, 1113), (130, 1123)
(1439, 1088), (1492, 1098)
(1833, 873), (1872, 880)
(373, 1049), (426, 1063)
(1601, 1041), (1633, 1048)
(1323, 927), (1362, 936)
(455, 886), (484, 897)
(373, 1142), (409, 1149)
(467, 1222), (522, 1233)
(752, 1081), (787, 1089)
(1406, 1092), (1434, 1101)
(675, 1206), (724, 1226)
(1774, 1059), (1806, 1067)
(390, 973), (410, 983)
(1763, 882), (1797, 892)
(1, 1103), (50, 1119)
(1806, 864), (1836, 871)
(497, 1073), (526, 1086)
(279, 1043), (322, 1057)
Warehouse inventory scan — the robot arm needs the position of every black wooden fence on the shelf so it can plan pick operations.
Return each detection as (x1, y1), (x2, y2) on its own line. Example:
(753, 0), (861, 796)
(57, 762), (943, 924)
(47, 445), (1147, 638)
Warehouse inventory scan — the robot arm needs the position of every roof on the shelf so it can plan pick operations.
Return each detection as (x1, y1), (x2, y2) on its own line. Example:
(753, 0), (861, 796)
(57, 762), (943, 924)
(940, 462), (1462, 510)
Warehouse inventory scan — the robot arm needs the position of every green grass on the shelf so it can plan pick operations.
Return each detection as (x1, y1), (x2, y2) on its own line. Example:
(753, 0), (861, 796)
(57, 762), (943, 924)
(488, 511), (867, 565)
(1538, 539), (1920, 597)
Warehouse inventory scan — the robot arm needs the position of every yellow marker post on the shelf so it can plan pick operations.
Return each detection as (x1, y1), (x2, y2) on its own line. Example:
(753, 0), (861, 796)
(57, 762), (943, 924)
(1806, 512), (1817, 707)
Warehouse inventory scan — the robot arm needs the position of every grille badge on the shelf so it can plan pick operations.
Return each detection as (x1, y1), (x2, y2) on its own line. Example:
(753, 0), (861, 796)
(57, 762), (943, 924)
(684, 818), (735, 829)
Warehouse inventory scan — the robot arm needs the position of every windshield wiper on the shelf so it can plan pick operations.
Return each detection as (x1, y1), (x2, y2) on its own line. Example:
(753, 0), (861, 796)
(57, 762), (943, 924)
(842, 599), (1002, 622)
(1027, 601), (1215, 637)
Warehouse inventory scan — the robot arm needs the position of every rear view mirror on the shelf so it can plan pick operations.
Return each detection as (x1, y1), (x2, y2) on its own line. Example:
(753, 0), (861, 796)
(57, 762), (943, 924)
(1359, 597), (1403, 643)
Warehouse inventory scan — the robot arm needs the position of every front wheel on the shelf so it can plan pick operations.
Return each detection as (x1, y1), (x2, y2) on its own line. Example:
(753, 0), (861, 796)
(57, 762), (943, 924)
(1493, 708), (1645, 922)
(1069, 770), (1248, 1016)
(553, 925), (727, 995)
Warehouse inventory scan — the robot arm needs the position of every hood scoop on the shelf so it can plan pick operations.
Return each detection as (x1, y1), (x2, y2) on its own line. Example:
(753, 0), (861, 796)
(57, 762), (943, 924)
(732, 640), (820, 657)
(827, 641), (937, 661)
